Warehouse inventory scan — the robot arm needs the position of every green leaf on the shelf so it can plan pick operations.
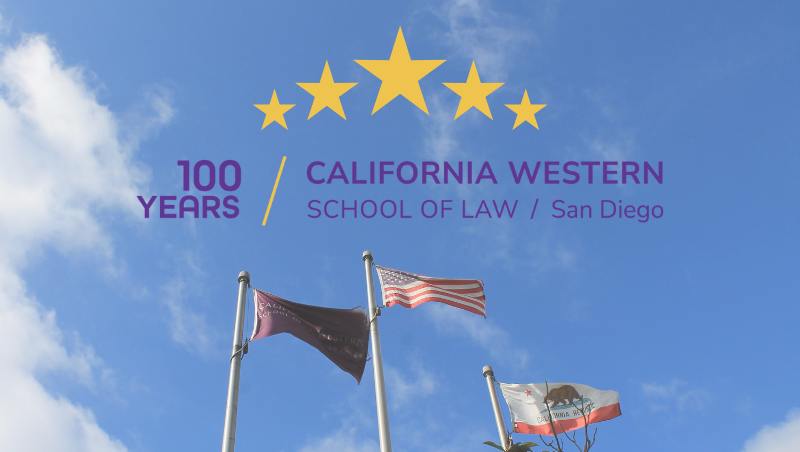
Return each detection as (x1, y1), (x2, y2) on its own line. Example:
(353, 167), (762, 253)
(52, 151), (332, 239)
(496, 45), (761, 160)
(483, 440), (540, 451)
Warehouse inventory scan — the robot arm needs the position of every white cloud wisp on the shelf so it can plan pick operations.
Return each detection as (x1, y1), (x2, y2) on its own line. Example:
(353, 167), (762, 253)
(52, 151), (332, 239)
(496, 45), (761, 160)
(0, 34), (171, 451)
(742, 410), (800, 452)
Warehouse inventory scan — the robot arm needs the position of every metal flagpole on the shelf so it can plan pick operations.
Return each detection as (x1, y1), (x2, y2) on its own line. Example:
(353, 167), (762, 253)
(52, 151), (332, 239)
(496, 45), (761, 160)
(482, 365), (511, 451)
(362, 250), (392, 452)
(221, 271), (250, 452)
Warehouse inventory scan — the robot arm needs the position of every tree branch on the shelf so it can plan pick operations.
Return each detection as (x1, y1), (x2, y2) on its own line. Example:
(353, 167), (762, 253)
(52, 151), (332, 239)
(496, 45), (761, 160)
(543, 382), (564, 452)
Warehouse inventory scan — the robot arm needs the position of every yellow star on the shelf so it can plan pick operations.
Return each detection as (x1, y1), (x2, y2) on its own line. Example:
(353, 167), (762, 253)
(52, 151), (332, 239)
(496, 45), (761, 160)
(505, 90), (546, 130)
(355, 27), (445, 115)
(254, 90), (295, 129)
(297, 61), (357, 120)
(443, 61), (504, 120)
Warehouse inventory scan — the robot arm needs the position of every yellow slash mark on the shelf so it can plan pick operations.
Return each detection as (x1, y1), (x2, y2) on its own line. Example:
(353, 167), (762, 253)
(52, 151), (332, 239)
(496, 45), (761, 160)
(262, 155), (287, 227)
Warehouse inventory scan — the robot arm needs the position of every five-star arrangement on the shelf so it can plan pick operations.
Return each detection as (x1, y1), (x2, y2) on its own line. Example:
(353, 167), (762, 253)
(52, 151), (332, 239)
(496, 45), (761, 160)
(254, 27), (546, 130)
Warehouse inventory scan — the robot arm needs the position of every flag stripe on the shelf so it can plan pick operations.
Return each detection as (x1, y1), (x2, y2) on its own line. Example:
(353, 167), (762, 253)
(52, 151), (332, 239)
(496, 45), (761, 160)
(386, 298), (486, 317)
(513, 403), (622, 435)
(414, 278), (481, 284)
(384, 281), (483, 290)
(382, 285), (485, 300)
(384, 294), (485, 314)
(382, 289), (485, 309)
(376, 265), (486, 317)
(384, 291), (485, 304)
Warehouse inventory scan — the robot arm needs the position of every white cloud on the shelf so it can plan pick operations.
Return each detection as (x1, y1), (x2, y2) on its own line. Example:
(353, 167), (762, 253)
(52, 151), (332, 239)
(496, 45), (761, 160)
(587, 135), (635, 161)
(422, 92), (459, 160)
(641, 379), (710, 413)
(160, 251), (220, 355)
(420, 0), (541, 161)
(0, 33), (171, 451)
(0, 36), (157, 265)
(579, 90), (638, 161)
(298, 426), (378, 452)
(742, 410), (800, 452)
(461, 220), (578, 276)
(427, 304), (530, 368)
(122, 85), (175, 147)
(298, 358), (488, 452)
(436, 0), (537, 80)
(385, 362), (438, 409)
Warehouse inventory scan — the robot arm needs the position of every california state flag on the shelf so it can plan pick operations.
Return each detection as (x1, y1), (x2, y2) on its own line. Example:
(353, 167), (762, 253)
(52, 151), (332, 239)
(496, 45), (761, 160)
(499, 382), (621, 435)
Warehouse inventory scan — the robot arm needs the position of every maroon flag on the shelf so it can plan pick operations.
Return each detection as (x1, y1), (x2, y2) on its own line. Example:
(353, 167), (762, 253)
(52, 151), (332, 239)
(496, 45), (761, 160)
(250, 289), (369, 382)
(375, 265), (486, 317)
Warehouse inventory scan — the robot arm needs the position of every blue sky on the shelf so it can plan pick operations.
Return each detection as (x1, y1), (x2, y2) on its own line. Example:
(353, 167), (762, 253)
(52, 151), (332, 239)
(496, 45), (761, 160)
(1, 1), (799, 451)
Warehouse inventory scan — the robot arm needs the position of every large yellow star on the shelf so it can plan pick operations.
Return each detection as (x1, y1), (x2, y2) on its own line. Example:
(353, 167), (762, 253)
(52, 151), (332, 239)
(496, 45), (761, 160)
(443, 61), (504, 120)
(355, 27), (445, 115)
(505, 90), (546, 130)
(297, 61), (357, 120)
(254, 90), (295, 129)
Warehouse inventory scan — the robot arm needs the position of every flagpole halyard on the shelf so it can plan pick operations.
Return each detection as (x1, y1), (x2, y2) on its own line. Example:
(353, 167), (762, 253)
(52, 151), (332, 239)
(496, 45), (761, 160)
(362, 250), (393, 452)
(221, 271), (250, 452)
(483, 365), (512, 450)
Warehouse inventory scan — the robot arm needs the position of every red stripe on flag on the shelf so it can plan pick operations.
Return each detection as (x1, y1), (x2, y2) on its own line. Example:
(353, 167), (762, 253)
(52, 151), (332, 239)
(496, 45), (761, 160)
(382, 282), (484, 297)
(513, 403), (622, 435)
(383, 289), (486, 309)
(386, 298), (486, 317)
(385, 295), (485, 313)
(413, 278), (482, 285)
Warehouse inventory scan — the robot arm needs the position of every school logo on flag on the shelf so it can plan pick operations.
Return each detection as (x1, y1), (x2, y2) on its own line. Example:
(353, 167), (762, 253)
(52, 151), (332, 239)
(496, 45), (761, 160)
(250, 289), (370, 382)
(499, 382), (621, 435)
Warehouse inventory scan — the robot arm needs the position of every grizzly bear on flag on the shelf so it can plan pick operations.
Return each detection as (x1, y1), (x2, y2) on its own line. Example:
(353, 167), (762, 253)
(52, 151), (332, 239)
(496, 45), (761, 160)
(544, 385), (581, 407)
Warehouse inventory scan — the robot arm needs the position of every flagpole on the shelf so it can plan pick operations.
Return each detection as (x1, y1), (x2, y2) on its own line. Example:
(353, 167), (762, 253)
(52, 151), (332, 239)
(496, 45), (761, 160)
(362, 250), (392, 452)
(482, 365), (511, 450)
(221, 271), (250, 452)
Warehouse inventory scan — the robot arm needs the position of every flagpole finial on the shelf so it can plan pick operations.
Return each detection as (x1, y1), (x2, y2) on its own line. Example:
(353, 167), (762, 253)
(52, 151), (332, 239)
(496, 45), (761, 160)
(238, 271), (250, 284)
(482, 365), (494, 378)
(362, 250), (373, 262)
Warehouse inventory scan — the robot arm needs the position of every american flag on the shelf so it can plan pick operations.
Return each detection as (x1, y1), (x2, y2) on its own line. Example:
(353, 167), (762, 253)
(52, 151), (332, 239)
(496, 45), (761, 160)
(375, 265), (486, 317)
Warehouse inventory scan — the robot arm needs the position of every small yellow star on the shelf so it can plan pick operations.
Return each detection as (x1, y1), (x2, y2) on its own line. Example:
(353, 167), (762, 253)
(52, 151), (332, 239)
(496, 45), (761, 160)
(443, 61), (504, 120)
(505, 90), (546, 130)
(297, 61), (357, 120)
(355, 27), (445, 115)
(254, 90), (295, 129)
